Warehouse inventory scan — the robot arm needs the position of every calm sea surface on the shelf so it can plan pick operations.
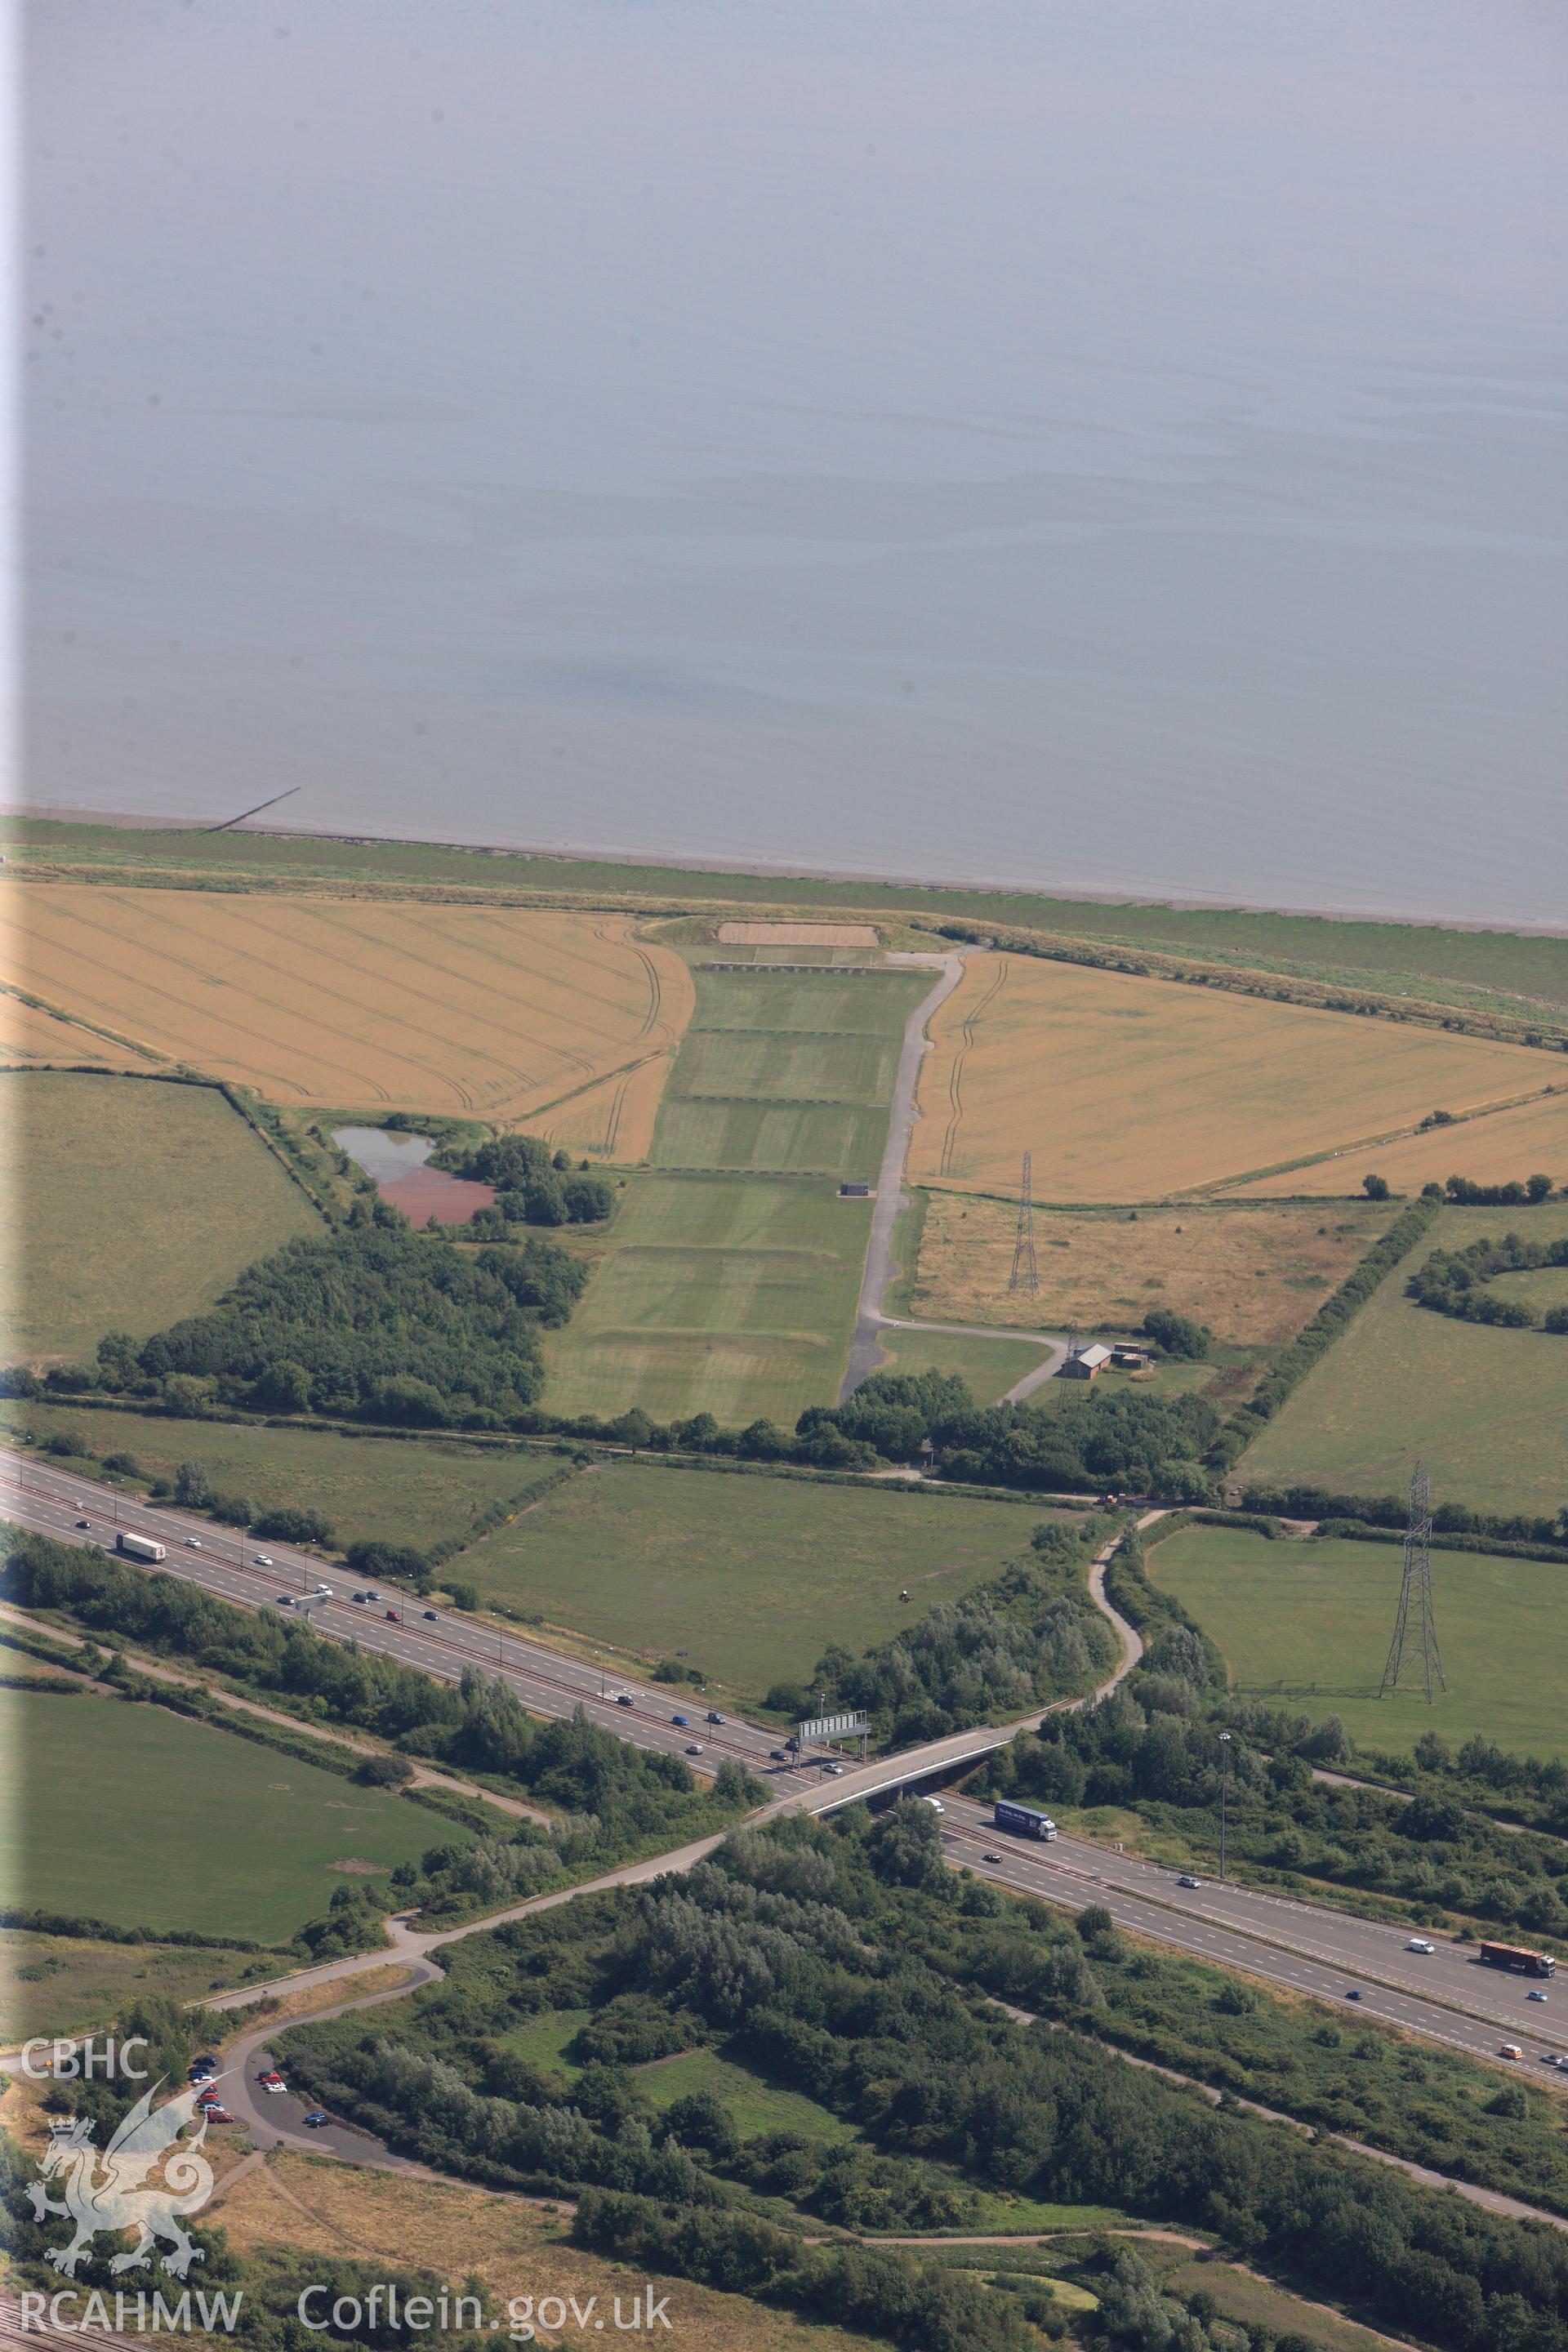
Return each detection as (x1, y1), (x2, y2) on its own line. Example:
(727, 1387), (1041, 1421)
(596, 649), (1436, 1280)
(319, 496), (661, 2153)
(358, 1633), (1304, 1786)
(23, 1), (1568, 924)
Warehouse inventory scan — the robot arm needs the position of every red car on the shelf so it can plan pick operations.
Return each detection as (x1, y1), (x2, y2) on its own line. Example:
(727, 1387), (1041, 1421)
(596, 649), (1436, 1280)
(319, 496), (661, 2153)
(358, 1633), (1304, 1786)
(203, 2106), (234, 2126)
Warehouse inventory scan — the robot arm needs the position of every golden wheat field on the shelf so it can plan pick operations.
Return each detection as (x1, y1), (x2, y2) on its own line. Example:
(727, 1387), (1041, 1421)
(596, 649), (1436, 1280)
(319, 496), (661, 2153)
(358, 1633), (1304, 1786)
(0, 883), (694, 1139)
(911, 1192), (1395, 1346)
(1231, 1085), (1568, 1196)
(0, 986), (153, 1070)
(907, 952), (1552, 1200)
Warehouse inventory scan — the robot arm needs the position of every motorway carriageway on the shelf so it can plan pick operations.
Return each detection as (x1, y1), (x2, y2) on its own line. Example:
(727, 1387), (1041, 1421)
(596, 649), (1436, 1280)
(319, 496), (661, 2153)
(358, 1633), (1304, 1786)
(939, 1796), (1568, 2077)
(7, 1445), (1565, 2076)
(0, 1447), (823, 1798)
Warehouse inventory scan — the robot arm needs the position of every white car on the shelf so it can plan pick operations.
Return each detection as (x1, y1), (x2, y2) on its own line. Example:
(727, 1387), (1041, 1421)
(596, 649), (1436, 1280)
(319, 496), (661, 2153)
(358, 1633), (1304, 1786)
(184, 1537), (203, 1549)
(315, 1584), (332, 1597)
(1406, 1939), (1436, 1954)
(684, 1743), (704, 1756)
(253, 1553), (274, 1567)
(823, 1762), (846, 1776)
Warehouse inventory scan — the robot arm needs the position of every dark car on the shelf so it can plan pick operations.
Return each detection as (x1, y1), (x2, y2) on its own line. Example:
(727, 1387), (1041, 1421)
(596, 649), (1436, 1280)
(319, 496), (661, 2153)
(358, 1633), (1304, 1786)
(423, 1609), (439, 1620)
(75, 1517), (91, 1527)
(189, 2058), (218, 2074)
(1344, 1989), (1364, 2002)
(277, 1594), (295, 1606)
(385, 1609), (399, 1621)
(303, 2112), (330, 2129)
(671, 1713), (689, 1727)
(768, 1748), (788, 1762)
(616, 1693), (635, 1708)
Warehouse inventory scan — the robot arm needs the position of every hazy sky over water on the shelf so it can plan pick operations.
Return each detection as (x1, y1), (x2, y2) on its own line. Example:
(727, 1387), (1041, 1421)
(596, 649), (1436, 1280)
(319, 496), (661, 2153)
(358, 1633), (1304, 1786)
(23, 0), (1568, 922)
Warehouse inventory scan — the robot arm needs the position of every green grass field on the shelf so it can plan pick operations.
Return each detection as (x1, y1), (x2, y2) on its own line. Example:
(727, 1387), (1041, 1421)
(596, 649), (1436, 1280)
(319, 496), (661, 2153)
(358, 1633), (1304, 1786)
(5, 1688), (452, 1939)
(0, 1071), (318, 1366)
(871, 1325), (1054, 1402)
(452, 1458), (1049, 1688)
(1147, 1526), (1568, 1760)
(546, 964), (922, 1421)
(541, 1173), (872, 1425)
(0, 1924), (272, 2040)
(0, 1399), (567, 1553)
(635, 2046), (858, 2141)
(653, 1095), (889, 1178)
(1240, 1204), (1568, 1517)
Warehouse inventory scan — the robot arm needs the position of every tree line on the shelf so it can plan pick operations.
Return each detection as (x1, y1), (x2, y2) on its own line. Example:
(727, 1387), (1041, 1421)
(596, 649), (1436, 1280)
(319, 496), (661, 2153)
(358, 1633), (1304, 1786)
(1406, 1229), (1568, 1331)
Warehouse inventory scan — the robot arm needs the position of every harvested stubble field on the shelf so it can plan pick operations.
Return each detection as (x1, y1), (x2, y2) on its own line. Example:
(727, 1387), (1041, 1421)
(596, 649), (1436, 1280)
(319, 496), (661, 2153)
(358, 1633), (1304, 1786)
(907, 1192), (1395, 1348)
(1237, 1203), (1568, 1519)
(1147, 1526), (1568, 1761)
(6, 1689), (450, 1939)
(0, 882), (693, 1140)
(0, 1070), (318, 1364)
(453, 1457), (1053, 1687)
(908, 952), (1554, 1200)
(216, 2151), (891, 2352)
(541, 1173), (871, 1426)
(715, 920), (879, 947)
(0, 1396), (567, 1553)
(1232, 1085), (1568, 1197)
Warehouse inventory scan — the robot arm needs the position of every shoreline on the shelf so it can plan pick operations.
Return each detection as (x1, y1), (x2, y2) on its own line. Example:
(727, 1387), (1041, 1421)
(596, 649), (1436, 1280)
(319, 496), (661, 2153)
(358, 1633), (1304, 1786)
(7, 800), (1568, 942)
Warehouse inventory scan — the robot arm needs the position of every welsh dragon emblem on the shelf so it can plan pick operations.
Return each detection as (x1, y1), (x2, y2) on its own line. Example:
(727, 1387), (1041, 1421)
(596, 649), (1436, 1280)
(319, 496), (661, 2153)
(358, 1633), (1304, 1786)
(28, 2080), (215, 2278)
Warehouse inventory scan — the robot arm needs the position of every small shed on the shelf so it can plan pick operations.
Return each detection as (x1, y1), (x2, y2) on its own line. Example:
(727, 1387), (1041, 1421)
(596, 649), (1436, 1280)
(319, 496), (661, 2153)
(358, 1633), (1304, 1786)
(839, 1182), (871, 1197)
(1110, 1346), (1149, 1369)
(1059, 1342), (1112, 1381)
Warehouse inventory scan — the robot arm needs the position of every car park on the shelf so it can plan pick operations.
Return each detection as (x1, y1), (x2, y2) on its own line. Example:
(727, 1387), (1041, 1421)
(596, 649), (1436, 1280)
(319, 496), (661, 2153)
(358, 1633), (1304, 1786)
(1177, 1875), (1202, 1889)
(1407, 1939), (1435, 1954)
(1501, 2044), (1525, 2060)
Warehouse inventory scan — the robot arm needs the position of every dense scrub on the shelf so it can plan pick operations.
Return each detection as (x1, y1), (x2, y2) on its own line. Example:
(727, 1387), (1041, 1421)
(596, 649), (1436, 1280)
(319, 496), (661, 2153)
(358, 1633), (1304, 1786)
(88, 1200), (587, 1428)
(278, 1812), (1568, 2352)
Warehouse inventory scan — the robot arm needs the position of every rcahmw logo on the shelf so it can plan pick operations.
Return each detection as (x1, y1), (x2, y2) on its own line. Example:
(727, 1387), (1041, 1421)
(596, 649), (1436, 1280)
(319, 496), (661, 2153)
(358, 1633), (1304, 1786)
(27, 2079), (217, 2282)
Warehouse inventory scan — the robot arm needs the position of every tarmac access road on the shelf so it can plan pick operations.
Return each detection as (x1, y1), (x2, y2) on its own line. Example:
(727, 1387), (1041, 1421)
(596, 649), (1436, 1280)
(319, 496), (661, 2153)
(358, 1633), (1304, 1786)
(938, 1793), (1568, 2074)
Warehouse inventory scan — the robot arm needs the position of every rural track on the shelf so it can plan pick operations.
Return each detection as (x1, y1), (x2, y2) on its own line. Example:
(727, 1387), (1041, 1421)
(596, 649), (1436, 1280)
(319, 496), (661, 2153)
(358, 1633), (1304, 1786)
(938, 954), (1007, 1179)
(839, 951), (970, 1398)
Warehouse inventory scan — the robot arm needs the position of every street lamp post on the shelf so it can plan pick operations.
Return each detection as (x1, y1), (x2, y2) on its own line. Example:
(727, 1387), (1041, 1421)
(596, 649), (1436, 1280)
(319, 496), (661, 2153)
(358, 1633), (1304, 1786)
(1218, 1731), (1233, 1882)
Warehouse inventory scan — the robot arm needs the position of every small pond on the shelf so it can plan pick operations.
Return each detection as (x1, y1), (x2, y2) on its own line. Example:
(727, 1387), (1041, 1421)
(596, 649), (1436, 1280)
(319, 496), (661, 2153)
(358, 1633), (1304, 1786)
(332, 1126), (497, 1226)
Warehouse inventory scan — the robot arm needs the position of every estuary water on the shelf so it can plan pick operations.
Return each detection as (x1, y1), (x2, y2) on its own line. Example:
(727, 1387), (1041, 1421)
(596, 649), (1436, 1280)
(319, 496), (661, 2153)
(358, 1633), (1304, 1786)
(23, 0), (1568, 925)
